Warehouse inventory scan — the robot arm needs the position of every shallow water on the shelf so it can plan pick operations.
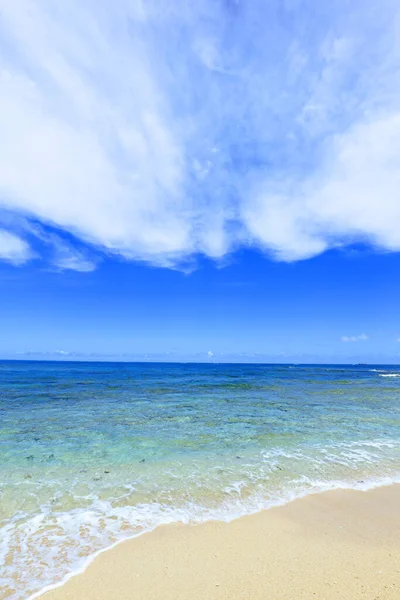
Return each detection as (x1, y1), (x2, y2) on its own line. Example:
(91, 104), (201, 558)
(1, 361), (399, 599)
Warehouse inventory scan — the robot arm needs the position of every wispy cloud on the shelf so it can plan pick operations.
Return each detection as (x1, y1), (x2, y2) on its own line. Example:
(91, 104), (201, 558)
(25, 225), (98, 272)
(0, 1), (400, 268)
(341, 334), (369, 343)
(47, 235), (97, 272)
(0, 229), (32, 264)
(20, 349), (72, 358)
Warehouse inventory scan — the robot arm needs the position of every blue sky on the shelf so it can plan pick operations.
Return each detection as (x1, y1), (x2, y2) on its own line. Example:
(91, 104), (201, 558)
(0, 0), (400, 362)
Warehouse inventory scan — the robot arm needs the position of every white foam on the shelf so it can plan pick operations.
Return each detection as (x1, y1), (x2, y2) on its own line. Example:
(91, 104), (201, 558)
(1, 438), (399, 600)
(24, 472), (400, 600)
(379, 373), (400, 377)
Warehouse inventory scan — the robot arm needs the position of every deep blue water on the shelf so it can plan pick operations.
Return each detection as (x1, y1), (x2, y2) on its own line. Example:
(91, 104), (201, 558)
(1, 361), (399, 599)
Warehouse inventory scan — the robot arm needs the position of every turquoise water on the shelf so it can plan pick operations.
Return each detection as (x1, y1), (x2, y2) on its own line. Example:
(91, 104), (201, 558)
(1, 361), (400, 599)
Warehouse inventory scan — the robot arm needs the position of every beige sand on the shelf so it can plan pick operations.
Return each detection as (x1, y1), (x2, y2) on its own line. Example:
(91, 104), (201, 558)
(43, 484), (400, 600)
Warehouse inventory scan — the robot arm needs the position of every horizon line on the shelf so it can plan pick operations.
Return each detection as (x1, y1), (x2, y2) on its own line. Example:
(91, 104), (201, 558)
(0, 358), (399, 366)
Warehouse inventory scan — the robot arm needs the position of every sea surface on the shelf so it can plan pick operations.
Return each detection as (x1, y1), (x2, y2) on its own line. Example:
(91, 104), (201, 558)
(1, 361), (400, 599)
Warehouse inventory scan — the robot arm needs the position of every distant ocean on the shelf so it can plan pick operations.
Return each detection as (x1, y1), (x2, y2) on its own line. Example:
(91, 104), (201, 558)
(1, 361), (400, 599)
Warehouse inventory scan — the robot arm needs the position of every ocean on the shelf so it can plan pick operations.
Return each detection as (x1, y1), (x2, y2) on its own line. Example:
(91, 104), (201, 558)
(1, 361), (399, 599)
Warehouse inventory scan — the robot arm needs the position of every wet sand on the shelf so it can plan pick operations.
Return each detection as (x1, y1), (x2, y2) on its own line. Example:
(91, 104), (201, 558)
(42, 484), (400, 600)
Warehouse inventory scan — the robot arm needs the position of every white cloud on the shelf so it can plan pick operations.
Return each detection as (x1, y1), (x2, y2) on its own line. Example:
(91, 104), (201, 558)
(52, 248), (96, 272)
(47, 235), (97, 272)
(341, 334), (369, 342)
(0, 229), (31, 265)
(245, 113), (400, 260)
(207, 350), (214, 357)
(0, 1), (400, 268)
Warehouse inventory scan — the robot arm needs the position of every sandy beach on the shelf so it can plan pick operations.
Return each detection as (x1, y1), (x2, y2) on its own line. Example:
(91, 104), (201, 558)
(41, 484), (400, 600)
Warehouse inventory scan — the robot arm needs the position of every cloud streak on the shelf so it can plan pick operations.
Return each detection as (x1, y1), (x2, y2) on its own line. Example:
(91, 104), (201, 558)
(341, 334), (369, 343)
(0, 0), (400, 268)
(0, 229), (32, 264)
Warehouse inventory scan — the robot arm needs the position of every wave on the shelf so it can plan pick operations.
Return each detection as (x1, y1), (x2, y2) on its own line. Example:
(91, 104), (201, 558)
(379, 373), (400, 377)
(24, 472), (400, 600)
(369, 369), (400, 377)
(0, 438), (399, 600)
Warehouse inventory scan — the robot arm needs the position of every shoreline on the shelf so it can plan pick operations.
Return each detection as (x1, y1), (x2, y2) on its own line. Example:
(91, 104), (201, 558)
(34, 482), (400, 600)
(26, 476), (399, 600)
